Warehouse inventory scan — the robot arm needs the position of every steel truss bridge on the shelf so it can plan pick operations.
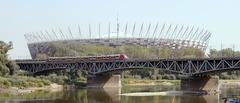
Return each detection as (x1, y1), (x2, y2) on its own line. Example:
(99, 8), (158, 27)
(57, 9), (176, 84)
(15, 57), (240, 76)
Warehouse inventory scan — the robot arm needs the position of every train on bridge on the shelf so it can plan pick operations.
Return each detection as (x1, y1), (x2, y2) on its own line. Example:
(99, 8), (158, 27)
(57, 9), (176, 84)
(15, 54), (129, 62)
(47, 54), (128, 61)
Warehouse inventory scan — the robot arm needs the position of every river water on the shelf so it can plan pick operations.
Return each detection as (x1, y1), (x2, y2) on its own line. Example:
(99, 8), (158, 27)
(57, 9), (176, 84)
(0, 86), (239, 103)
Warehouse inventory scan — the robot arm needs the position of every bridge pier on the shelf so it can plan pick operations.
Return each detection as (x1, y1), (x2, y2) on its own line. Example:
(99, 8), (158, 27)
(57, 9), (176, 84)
(181, 76), (220, 94)
(87, 73), (121, 88)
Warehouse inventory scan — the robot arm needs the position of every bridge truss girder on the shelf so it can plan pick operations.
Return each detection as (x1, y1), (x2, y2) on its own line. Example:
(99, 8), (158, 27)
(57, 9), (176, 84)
(16, 58), (240, 76)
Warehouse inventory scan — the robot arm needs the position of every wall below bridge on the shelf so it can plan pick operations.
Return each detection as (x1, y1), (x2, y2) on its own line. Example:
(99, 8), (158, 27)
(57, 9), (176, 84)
(181, 76), (220, 94)
(87, 73), (121, 88)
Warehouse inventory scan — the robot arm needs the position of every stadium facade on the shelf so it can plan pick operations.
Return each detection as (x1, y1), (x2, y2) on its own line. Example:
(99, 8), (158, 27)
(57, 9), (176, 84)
(24, 23), (211, 59)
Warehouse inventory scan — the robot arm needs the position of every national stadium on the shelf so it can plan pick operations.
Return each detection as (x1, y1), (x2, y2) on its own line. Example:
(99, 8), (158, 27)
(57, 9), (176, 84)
(24, 23), (211, 59)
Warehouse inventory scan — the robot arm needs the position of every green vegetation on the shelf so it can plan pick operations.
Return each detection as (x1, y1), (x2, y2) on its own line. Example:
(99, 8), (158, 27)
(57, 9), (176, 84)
(0, 41), (18, 76)
(0, 76), (51, 88)
(0, 41), (51, 88)
(0, 90), (63, 100)
(209, 48), (240, 58)
(36, 73), (86, 86)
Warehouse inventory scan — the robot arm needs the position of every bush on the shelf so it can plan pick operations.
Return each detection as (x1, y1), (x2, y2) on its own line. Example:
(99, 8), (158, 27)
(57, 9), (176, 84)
(124, 75), (132, 79)
(0, 78), (11, 88)
(156, 74), (162, 80)
(134, 75), (141, 79)
(168, 74), (176, 80)
(231, 75), (238, 80)
(0, 76), (52, 88)
(36, 74), (68, 85)
(150, 75), (157, 80)
(41, 80), (51, 85)
(37, 82), (44, 87)
(162, 74), (170, 80)
(219, 73), (231, 79)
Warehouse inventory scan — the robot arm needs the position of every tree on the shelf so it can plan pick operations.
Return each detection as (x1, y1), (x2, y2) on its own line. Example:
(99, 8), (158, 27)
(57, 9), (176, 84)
(0, 41), (18, 76)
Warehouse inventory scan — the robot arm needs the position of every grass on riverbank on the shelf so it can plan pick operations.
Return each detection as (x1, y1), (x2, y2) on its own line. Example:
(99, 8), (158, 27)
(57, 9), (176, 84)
(221, 80), (240, 82)
(0, 74), (87, 89)
(122, 79), (180, 86)
(123, 79), (240, 87)
(36, 74), (86, 87)
(0, 76), (51, 88)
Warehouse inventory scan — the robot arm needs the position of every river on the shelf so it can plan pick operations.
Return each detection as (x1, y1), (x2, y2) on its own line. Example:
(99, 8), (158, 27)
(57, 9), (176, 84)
(0, 86), (239, 103)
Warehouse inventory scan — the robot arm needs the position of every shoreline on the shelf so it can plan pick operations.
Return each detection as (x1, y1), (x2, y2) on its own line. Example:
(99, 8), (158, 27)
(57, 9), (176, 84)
(1, 79), (240, 95)
(220, 80), (240, 88)
(0, 83), (63, 95)
(122, 79), (180, 86)
(122, 79), (240, 88)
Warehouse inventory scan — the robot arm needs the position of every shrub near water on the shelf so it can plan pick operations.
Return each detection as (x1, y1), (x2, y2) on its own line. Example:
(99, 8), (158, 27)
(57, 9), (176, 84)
(36, 74), (68, 85)
(0, 76), (51, 88)
(0, 78), (11, 88)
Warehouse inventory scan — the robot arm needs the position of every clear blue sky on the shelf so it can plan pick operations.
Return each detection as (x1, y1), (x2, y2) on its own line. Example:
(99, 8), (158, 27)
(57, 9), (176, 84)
(1, 0), (240, 58)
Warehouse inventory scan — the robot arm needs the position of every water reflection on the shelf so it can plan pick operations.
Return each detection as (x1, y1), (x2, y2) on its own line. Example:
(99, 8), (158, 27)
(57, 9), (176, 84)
(180, 95), (219, 103)
(87, 88), (121, 103)
(121, 93), (219, 103)
(0, 86), (239, 103)
(0, 90), (63, 103)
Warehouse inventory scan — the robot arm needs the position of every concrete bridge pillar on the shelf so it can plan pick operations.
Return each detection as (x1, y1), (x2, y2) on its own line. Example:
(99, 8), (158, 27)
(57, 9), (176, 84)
(181, 76), (219, 94)
(87, 73), (121, 88)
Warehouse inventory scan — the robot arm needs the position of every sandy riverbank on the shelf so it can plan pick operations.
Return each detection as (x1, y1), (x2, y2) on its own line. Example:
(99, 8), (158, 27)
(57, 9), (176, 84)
(0, 83), (63, 95)
(220, 80), (240, 88)
(122, 79), (180, 86)
(123, 79), (240, 88)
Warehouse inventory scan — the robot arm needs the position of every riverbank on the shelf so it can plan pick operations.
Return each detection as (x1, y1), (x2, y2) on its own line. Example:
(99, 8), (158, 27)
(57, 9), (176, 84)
(220, 80), (240, 88)
(122, 79), (180, 86)
(0, 83), (63, 95)
(2, 79), (240, 95)
(122, 79), (240, 88)
(0, 76), (64, 95)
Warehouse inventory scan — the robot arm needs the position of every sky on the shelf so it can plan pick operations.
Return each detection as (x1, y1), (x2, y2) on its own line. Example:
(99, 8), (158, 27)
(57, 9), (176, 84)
(0, 0), (240, 59)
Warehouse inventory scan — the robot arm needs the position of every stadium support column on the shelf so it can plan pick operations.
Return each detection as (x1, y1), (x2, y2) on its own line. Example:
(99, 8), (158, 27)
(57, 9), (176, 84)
(181, 75), (219, 94)
(87, 73), (121, 88)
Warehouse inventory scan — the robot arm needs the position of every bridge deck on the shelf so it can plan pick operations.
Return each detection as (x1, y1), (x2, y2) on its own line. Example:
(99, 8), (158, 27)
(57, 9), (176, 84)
(15, 57), (240, 75)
